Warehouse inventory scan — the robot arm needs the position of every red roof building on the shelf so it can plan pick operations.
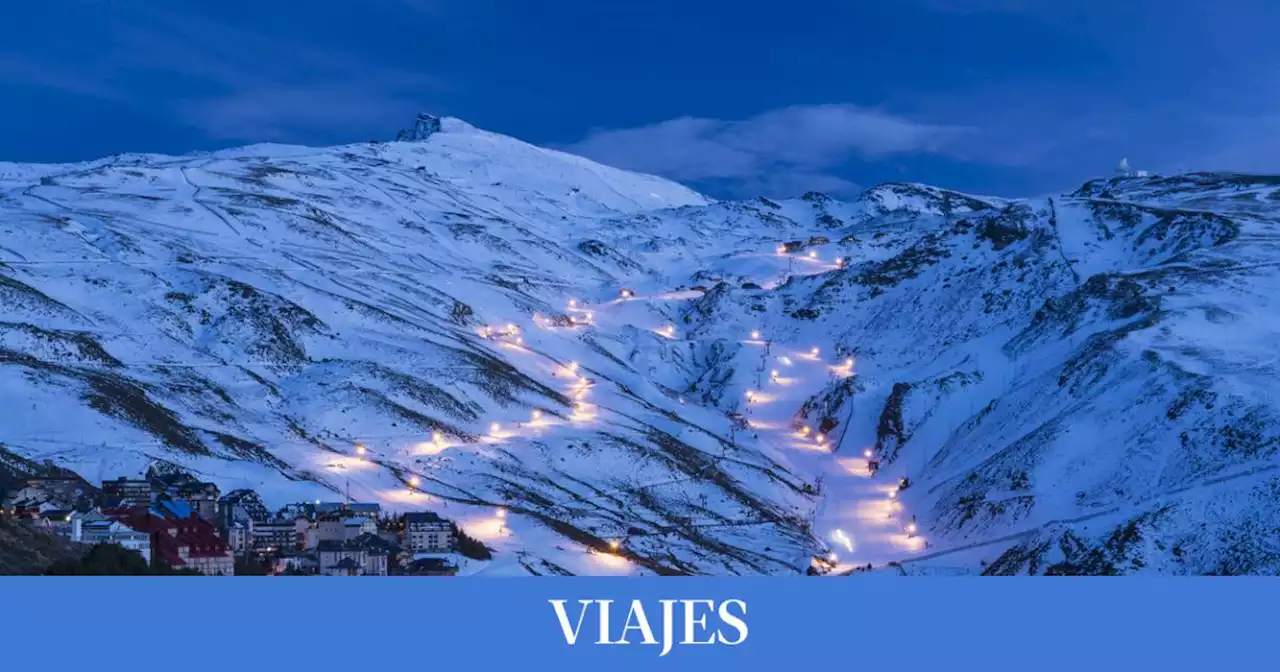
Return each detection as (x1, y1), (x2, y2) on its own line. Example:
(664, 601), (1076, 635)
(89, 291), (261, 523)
(115, 511), (235, 576)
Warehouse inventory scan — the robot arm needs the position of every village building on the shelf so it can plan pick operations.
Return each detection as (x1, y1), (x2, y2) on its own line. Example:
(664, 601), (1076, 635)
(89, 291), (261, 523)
(218, 489), (270, 526)
(377, 527), (401, 546)
(78, 518), (154, 564)
(316, 534), (394, 576)
(1, 475), (96, 516)
(154, 499), (195, 521)
(345, 516), (377, 539)
(251, 519), (305, 553)
(313, 501), (381, 519)
(148, 470), (221, 522)
(326, 557), (362, 576)
(172, 482), (220, 522)
(404, 512), (455, 553)
(5, 498), (62, 519)
(403, 557), (458, 576)
(67, 508), (108, 541)
(315, 514), (377, 544)
(270, 551), (318, 575)
(225, 521), (250, 554)
(101, 477), (152, 509)
(6, 476), (92, 507)
(35, 509), (75, 536)
(119, 512), (234, 575)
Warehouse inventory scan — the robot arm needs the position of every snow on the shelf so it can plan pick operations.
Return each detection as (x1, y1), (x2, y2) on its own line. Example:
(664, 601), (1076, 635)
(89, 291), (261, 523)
(3, 117), (1279, 575)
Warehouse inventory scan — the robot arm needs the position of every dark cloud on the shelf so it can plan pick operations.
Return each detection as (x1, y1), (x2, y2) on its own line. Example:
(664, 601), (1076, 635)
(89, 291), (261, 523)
(565, 104), (967, 197)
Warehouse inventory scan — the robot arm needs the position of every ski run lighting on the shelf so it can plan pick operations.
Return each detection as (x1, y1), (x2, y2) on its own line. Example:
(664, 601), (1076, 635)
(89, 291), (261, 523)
(480, 324), (522, 339)
(300, 235), (929, 576)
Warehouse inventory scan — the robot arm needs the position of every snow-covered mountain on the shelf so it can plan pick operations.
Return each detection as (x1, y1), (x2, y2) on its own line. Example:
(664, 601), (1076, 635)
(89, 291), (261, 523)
(3, 114), (1277, 575)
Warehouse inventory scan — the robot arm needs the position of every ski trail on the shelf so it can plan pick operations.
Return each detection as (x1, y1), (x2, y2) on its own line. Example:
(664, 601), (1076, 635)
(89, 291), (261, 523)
(180, 162), (242, 236)
(606, 249), (926, 573)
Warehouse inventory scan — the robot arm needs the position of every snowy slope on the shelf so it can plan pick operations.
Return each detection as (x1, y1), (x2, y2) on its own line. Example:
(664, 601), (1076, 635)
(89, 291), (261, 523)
(673, 176), (1280, 575)
(3, 114), (1278, 575)
(0, 116), (821, 576)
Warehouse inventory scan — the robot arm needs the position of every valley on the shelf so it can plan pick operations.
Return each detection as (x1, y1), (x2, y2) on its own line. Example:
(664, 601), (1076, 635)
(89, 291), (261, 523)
(3, 115), (1278, 575)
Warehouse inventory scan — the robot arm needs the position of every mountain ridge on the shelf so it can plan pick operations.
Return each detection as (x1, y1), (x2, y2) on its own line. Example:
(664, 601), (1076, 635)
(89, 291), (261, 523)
(3, 115), (1278, 575)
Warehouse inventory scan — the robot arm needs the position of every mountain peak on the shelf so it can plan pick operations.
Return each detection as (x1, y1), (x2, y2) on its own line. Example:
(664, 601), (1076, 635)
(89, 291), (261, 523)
(396, 112), (443, 142)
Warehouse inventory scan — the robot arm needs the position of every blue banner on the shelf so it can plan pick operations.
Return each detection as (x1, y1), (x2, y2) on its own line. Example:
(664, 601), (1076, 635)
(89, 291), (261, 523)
(3, 578), (1270, 670)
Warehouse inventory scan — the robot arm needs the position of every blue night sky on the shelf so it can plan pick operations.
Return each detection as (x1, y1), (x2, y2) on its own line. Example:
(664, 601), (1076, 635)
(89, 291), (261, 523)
(2, 0), (1278, 199)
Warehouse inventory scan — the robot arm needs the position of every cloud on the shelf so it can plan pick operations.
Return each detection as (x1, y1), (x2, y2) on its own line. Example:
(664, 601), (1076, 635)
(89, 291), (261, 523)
(565, 104), (967, 197)
(1173, 113), (1280, 175)
(0, 55), (131, 102)
(0, 5), (439, 144)
(115, 10), (440, 141)
(176, 85), (425, 142)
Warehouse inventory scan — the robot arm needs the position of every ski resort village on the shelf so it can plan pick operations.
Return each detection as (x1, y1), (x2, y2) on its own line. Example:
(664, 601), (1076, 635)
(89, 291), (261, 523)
(2, 113), (1279, 576)
(2, 467), (473, 575)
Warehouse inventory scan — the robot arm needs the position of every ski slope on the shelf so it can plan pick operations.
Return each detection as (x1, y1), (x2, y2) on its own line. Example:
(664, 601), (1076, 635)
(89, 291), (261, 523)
(3, 116), (1280, 575)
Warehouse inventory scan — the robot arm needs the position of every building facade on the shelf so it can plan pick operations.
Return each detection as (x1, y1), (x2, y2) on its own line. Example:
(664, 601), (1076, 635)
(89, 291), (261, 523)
(218, 489), (270, 527)
(101, 478), (152, 508)
(315, 516), (376, 544)
(119, 512), (235, 575)
(316, 534), (392, 576)
(404, 512), (455, 553)
(313, 502), (381, 519)
(173, 482), (220, 522)
(79, 519), (153, 564)
(225, 521), (250, 554)
(10, 477), (92, 507)
(251, 520), (303, 553)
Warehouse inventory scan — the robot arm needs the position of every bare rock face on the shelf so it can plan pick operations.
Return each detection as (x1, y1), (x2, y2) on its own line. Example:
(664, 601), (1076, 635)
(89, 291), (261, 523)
(396, 112), (442, 142)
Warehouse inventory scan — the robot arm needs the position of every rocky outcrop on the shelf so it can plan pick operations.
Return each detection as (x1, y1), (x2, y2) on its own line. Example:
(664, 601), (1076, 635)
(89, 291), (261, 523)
(396, 112), (443, 142)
